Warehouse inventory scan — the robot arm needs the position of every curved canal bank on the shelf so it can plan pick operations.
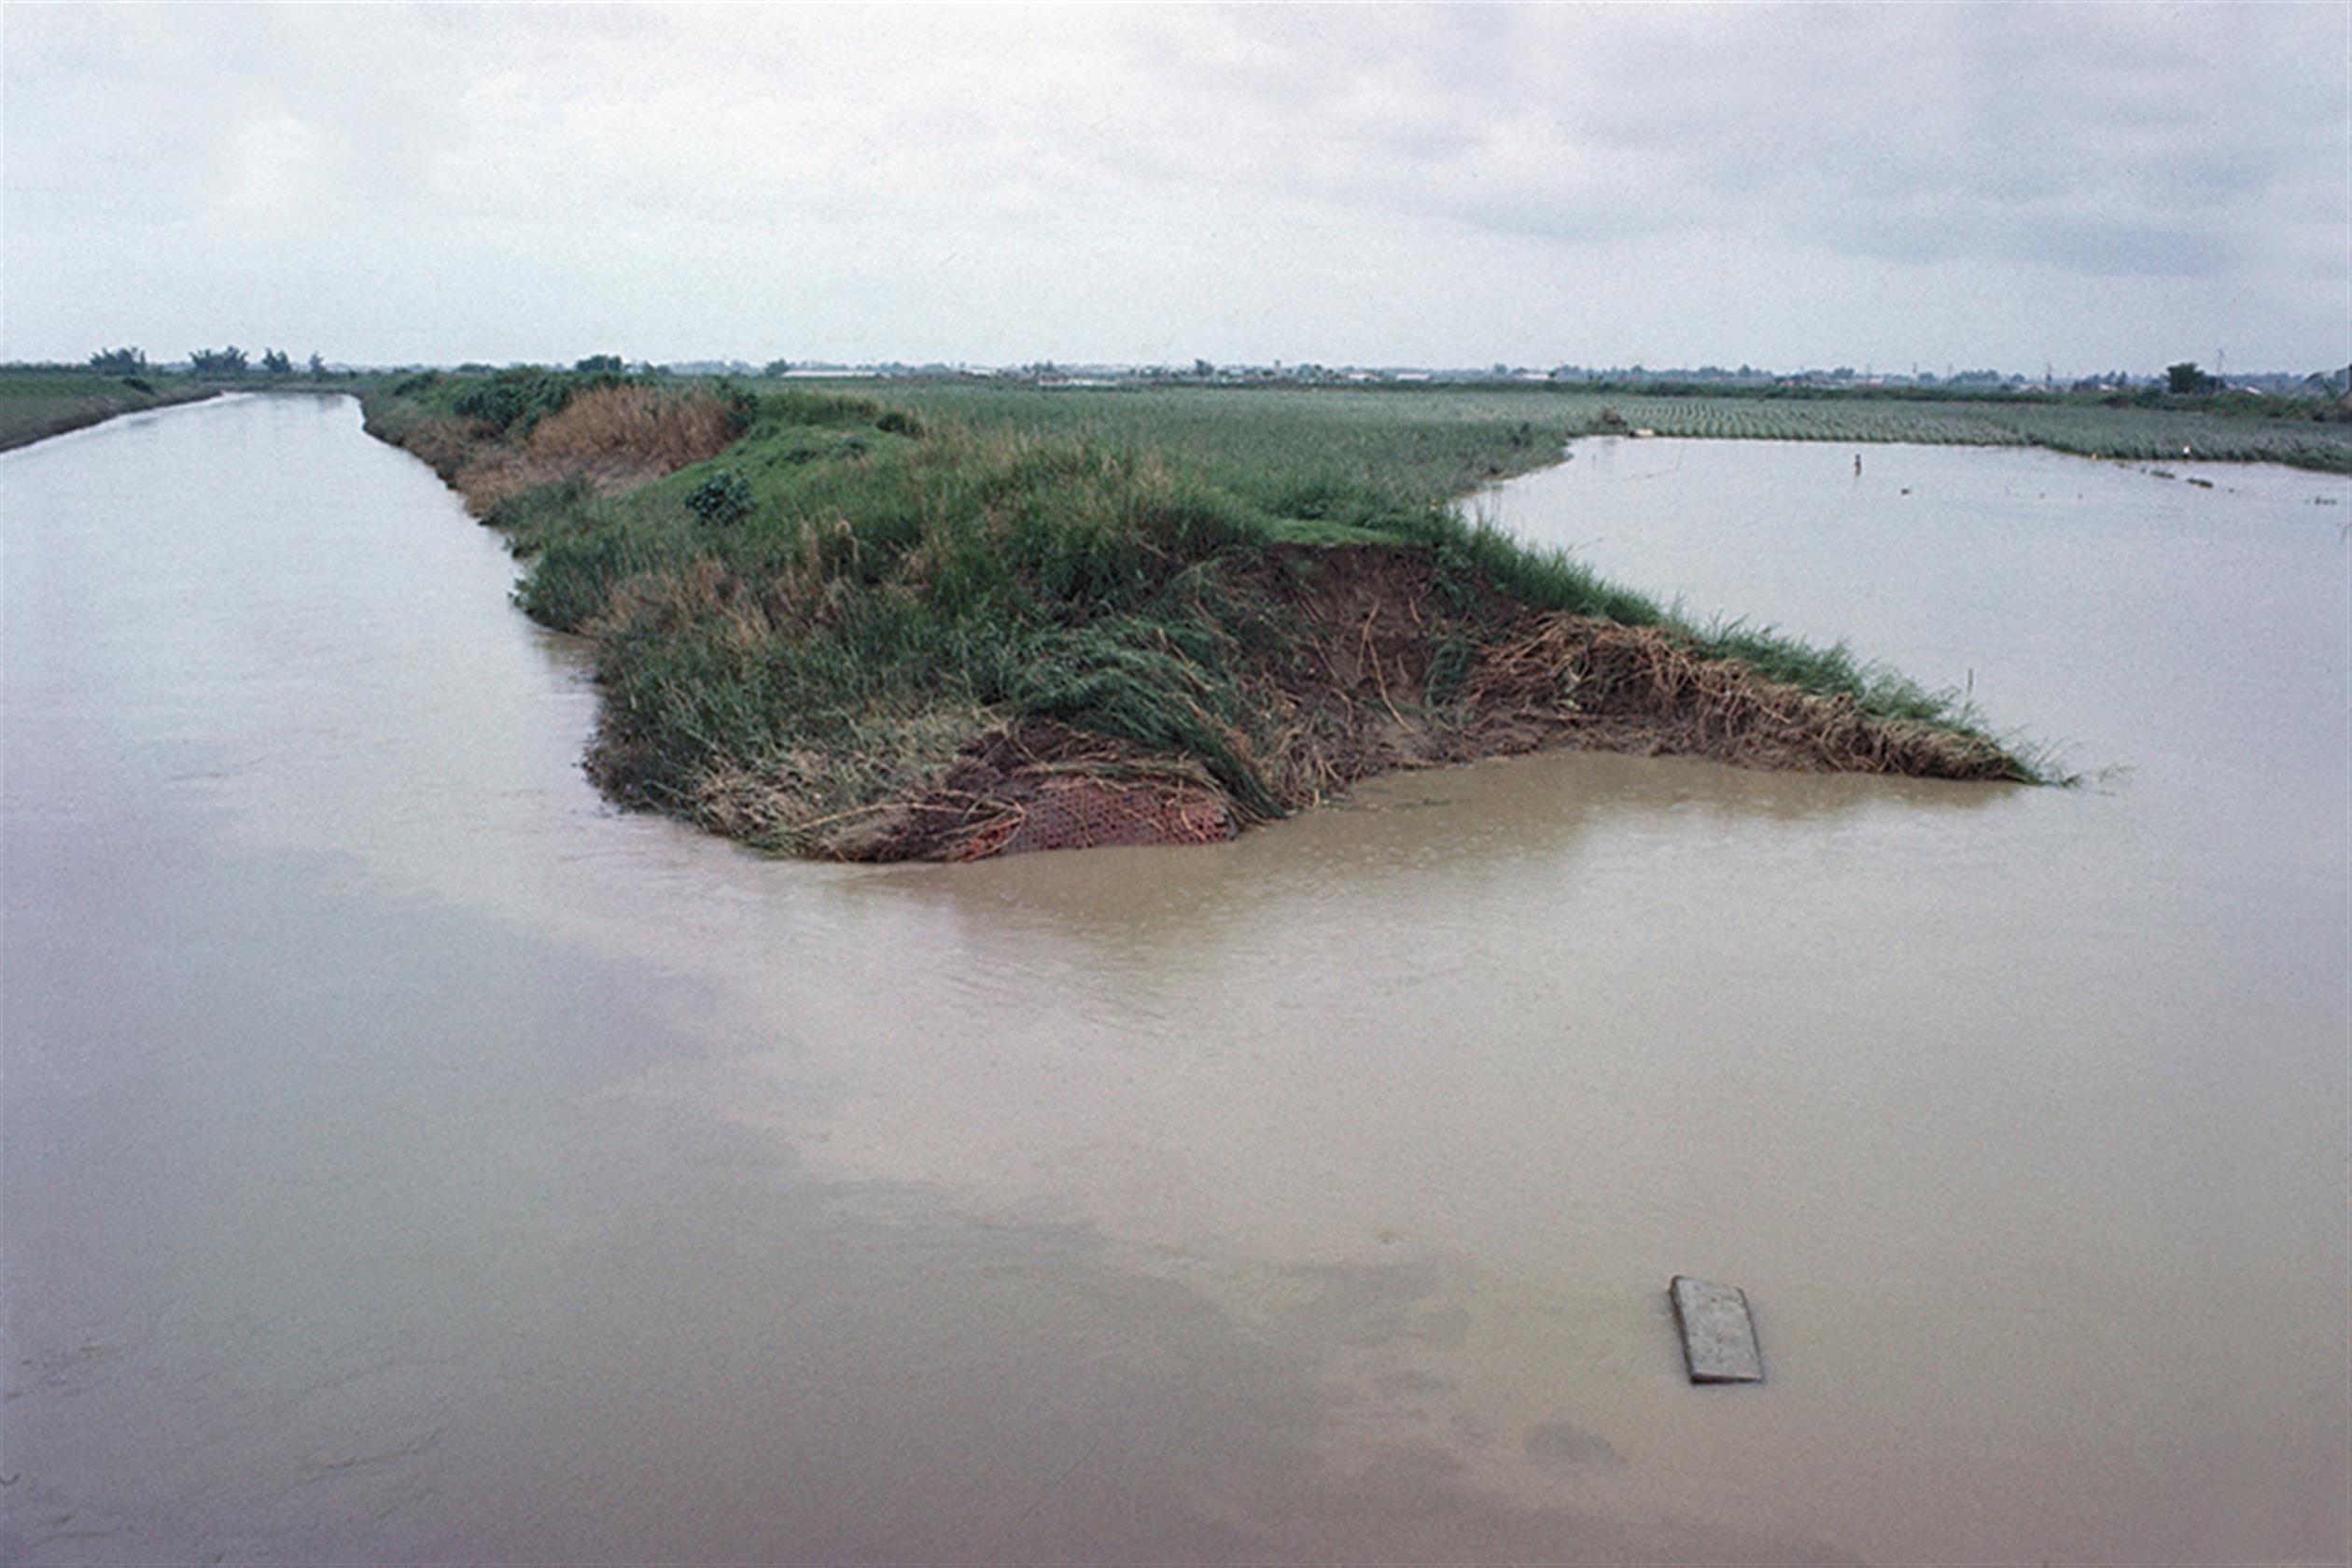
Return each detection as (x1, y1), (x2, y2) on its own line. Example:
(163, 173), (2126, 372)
(0, 374), (223, 451)
(5, 396), (2345, 1563)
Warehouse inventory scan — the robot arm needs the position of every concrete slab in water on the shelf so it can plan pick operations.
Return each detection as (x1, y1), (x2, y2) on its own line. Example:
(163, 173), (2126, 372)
(1670, 1276), (1763, 1384)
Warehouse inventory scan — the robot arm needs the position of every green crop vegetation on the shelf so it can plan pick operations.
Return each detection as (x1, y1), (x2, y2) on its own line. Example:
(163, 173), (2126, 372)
(1541, 390), (2351, 469)
(869, 380), (2351, 475)
(875, 383), (1590, 503)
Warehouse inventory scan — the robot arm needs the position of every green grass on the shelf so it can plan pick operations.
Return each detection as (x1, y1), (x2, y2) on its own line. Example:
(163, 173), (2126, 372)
(470, 407), (1302, 831)
(878, 383), (1589, 503)
(0, 368), (221, 451)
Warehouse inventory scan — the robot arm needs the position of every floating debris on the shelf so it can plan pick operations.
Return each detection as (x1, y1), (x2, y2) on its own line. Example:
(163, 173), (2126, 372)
(1670, 1276), (1763, 1384)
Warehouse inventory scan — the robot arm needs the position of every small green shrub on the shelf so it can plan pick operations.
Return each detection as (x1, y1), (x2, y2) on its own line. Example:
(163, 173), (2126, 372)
(685, 469), (753, 527)
(454, 375), (540, 431)
(453, 369), (612, 436)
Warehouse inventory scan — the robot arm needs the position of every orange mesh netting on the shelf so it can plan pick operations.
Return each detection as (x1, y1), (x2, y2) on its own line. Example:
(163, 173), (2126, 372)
(956, 775), (1235, 860)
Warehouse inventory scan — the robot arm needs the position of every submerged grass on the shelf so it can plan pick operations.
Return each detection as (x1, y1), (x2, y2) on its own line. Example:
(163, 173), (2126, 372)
(360, 372), (2051, 855)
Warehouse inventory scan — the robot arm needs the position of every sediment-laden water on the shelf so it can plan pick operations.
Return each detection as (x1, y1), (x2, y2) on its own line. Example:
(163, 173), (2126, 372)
(5, 398), (2345, 1563)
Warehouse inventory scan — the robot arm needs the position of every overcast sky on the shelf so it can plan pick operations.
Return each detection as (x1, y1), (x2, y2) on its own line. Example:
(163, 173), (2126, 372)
(6, 3), (2346, 373)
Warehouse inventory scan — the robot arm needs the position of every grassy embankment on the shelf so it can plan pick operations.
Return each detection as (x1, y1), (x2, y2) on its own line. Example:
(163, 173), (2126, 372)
(0, 368), (223, 451)
(363, 370), (2048, 860)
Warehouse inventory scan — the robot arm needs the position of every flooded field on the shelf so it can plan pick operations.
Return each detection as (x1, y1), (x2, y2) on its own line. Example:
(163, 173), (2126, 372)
(5, 399), (2345, 1562)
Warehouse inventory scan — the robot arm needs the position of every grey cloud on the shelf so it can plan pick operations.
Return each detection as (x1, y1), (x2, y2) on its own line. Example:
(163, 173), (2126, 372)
(1054, 4), (2335, 290)
(3, 2), (2342, 369)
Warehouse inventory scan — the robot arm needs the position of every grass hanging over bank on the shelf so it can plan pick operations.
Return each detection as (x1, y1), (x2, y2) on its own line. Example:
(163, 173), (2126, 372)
(361, 371), (2047, 859)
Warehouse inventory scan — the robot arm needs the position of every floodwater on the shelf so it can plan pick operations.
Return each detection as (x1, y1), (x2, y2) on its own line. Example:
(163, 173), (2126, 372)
(4, 399), (2345, 1564)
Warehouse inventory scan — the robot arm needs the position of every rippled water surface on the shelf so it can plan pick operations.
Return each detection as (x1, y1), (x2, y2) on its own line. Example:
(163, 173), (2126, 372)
(5, 399), (2346, 1562)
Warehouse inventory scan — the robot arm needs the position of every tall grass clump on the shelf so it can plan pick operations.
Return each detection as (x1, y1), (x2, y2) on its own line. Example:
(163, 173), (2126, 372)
(509, 418), (1298, 839)
(529, 384), (742, 470)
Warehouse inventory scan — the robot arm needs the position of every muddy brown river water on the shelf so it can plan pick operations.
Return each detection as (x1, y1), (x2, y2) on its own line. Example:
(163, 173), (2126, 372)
(5, 397), (2346, 1563)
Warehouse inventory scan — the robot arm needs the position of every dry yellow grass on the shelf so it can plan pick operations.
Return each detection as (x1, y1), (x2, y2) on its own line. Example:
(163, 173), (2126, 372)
(438, 385), (740, 515)
(528, 385), (735, 471)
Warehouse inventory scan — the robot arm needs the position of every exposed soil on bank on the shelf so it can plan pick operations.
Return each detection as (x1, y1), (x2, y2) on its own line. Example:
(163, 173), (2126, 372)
(371, 388), (2028, 861)
(823, 543), (2018, 860)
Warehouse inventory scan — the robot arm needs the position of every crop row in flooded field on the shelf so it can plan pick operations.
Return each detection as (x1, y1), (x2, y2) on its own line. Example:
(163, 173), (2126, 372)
(1557, 392), (2351, 467)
